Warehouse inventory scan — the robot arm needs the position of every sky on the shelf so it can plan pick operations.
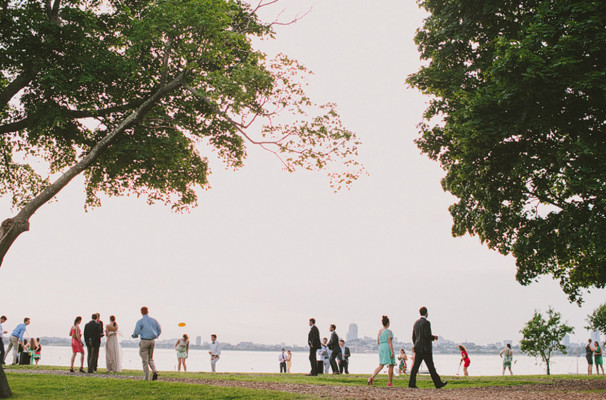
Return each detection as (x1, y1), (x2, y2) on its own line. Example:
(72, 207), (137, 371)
(1, 0), (604, 347)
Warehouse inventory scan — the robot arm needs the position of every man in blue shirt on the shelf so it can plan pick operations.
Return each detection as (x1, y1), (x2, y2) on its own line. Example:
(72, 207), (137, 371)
(132, 306), (161, 381)
(4, 317), (29, 365)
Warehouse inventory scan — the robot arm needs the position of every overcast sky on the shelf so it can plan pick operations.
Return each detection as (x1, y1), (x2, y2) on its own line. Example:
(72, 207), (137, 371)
(1, 0), (603, 347)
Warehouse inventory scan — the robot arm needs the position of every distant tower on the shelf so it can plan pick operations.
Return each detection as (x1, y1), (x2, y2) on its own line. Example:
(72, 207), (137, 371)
(196, 336), (202, 346)
(347, 323), (358, 341)
(591, 331), (601, 343)
(563, 334), (570, 347)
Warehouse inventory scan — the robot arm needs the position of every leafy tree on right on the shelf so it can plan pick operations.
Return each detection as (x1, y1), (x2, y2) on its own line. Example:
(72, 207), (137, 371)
(407, 0), (606, 302)
(586, 303), (606, 335)
(520, 307), (574, 375)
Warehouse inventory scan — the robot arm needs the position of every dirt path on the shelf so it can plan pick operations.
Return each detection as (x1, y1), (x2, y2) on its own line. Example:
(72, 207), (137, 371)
(7, 369), (606, 399)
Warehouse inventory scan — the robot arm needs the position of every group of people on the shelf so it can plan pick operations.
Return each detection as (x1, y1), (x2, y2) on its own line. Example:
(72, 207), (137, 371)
(307, 319), (351, 376)
(69, 313), (122, 374)
(172, 333), (221, 373)
(1, 316), (40, 366)
(278, 349), (293, 373)
(586, 338), (604, 375)
(308, 307), (449, 388)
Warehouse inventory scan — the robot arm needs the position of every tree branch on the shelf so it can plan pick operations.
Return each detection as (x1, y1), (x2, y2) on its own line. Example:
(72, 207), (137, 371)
(0, 70), (34, 110)
(0, 101), (145, 134)
(0, 72), (186, 267)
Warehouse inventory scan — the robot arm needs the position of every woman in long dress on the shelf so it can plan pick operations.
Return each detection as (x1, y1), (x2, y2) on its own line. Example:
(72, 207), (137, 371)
(70, 316), (86, 373)
(286, 350), (292, 373)
(368, 315), (396, 387)
(105, 315), (122, 372)
(175, 334), (189, 371)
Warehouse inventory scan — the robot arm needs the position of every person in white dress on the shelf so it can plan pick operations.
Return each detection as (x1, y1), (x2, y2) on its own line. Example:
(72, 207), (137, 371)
(105, 315), (122, 372)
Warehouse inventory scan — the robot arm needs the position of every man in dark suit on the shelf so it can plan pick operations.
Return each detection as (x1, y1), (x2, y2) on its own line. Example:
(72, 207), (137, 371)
(83, 314), (102, 373)
(94, 313), (104, 372)
(306, 318), (321, 376)
(327, 324), (341, 374)
(408, 306), (447, 389)
(338, 339), (351, 374)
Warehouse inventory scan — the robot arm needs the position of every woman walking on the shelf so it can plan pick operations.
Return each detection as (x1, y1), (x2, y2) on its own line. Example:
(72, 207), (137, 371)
(286, 350), (292, 373)
(368, 315), (396, 387)
(105, 315), (122, 372)
(175, 334), (189, 371)
(70, 316), (86, 373)
(595, 341), (604, 376)
(499, 343), (513, 375)
(458, 345), (470, 376)
(397, 348), (408, 375)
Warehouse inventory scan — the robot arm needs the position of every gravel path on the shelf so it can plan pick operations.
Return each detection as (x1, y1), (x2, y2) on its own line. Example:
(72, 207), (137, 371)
(7, 369), (606, 399)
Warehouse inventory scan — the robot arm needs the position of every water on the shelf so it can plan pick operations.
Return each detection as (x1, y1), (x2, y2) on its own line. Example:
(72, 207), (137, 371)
(35, 346), (585, 376)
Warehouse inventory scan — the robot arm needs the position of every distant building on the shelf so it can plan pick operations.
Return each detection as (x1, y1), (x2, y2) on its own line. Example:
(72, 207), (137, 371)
(503, 339), (512, 347)
(347, 323), (359, 342)
(196, 336), (202, 346)
(563, 334), (570, 347)
(591, 331), (601, 343)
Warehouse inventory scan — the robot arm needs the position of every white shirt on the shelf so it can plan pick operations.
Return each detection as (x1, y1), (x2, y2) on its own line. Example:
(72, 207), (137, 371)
(278, 352), (287, 362)
(210, 341), (221, 356)
(0, 321), (4, 339)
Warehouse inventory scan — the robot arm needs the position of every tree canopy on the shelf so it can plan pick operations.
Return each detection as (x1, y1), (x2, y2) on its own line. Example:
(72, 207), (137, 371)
(407, 0), (606, 302)
(586, 303), (606, 335)
(520, 307), (574, 375)
(0, 0), (362, 265)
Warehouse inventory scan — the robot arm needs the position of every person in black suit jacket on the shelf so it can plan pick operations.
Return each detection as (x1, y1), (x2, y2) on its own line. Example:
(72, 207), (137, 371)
(338, 339), (351, 374)
(327, 324), (341, 374)
(408, 307), (447, 388)
(83, 314), (102, 373)
(306, 318), (322, 376)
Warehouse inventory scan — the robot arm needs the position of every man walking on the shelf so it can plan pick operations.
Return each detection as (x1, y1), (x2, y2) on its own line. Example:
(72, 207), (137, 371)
(278, 349), (287, 373)
(84, 314), (102, 373)
(0, 316), (7, 365)
(338, 339), (351, 374)
(320, 337), (331, 374)
(5, 318), (30, 365)
(327, 324), (341, 374)
(408, 306), (447, 389)
(132, 306), (162, 381)
(306, 318), (321, 376)
(209, 334), (221, 372)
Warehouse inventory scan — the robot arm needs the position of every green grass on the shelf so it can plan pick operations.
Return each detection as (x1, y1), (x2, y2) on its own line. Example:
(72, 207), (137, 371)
(4, 365), (605, 396)
(4, 372), (316, 399)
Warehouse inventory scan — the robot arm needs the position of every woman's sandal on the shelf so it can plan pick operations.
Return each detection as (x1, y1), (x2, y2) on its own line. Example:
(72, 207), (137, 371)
(368, 377), (373, 386)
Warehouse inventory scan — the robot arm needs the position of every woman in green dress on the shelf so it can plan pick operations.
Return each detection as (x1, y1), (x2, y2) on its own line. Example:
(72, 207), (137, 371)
(368, 315), (396, 387)
(595, 341), (604, 376)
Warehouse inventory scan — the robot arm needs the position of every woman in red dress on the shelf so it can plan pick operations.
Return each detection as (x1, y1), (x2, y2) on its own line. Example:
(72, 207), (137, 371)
(70, 316), (86, 373)
(458, 345), (471, 376)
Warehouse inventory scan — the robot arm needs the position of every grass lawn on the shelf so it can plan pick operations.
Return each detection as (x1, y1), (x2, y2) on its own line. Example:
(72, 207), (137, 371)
(5, 364), (605, 390)
(3, 372), (316, 400)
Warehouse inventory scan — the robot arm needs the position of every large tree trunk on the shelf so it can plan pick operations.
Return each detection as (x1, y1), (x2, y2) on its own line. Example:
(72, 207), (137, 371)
(0, 73), (185, 267)
(0, 366), (11, 398)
